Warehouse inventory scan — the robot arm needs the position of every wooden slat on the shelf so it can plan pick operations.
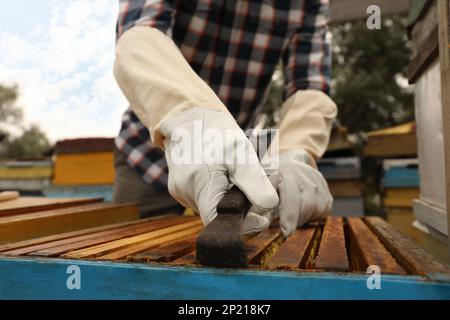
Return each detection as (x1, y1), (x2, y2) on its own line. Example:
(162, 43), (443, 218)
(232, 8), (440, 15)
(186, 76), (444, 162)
(437, 0), (450, 248)
(267, 225), (317, 270)
(408, 1), (439, 83)
(347, 218), (406, 274)
(16, 216), (192, 257)
(364, 131), (418, 158)
(129, 236), (197, 262)
(0, 214), (178, 253)
(315, 217), (349, 271)
(0, 191), (19, 202)
(305, 224), (323, 269)
(408, 25), (439, 83)
(0, 197), (101, 217)
(172, 250), (198, 265)
(0, 202), (139, 244)
(62, 219), (203, 259)
(328, 180), (363, 197)
(98, 225), (203, 260)
(246, 227), (282, 264)
(365, 217), (449, 275)
(55, 138), (114, 154)
(0, 161), (52, 179)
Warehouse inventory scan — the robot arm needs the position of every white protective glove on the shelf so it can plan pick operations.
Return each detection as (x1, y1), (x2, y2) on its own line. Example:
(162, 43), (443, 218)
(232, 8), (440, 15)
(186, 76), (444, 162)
(159, 107), (279, 234)
(266, 149), (333, 238)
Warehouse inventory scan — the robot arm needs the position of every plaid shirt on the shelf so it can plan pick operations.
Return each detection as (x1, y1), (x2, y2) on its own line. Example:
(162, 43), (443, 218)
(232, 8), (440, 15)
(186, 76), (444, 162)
(115, 0), (331, 191)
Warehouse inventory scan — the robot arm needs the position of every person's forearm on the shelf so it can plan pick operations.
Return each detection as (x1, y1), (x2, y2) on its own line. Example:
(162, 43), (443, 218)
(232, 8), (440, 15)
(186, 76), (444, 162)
(274, 90), (337, 160)
(114, 26), (230, 148)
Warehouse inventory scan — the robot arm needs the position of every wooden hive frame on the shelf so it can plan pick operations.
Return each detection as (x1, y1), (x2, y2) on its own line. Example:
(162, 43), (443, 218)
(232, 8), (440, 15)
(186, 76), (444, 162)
(0, 195), (141, 249)
(0, 213), (449, 299)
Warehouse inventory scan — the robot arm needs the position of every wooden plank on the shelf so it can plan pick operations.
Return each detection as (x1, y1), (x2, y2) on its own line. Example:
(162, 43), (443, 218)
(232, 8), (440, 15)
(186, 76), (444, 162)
(55, 138), (114, 154)
(0, 214), (178, 253)
(414, 59), (447, 214)
(384, 187), (420, 209)
(62, 219), (203, 259)
(0, 179), (50, 192)
(347, 218), (406, 274)
(437, 0), (450, 247)
(386, 208), (450, 266)
(53, 152), (114, 185)
(408, 25), (439, 83)
(364, 132), (418, 157)
(1, 257), (450, 299)
(305, 224), (323, 269)
(413, 198), (447, 235)
(327, 180), (363, 198)
(408, 1), (439, 83)
(29, 216), (193, 257)
(172, 250), (198, 265)
(267, 225), (317, 270)
(129, 236), (197, 262)
(0, 160), (52, 180)
(330, 0), (411, 24)
(98, 225), (203, 260)
(0, 197), (101, 217)
(10, 216), (192, 257)
(315, 217), (349, 271)
(383, 167), (420, 188)
(317, 157), (360, 180)
(0, 191), (19, 202)
(367, 122), (415, 137)
(62, 219), (201, 260)
(365, 217), (450, 275)
(246, 227), (282, 264)
(0, 166), (52, 179)
(0, 202), (139, 244)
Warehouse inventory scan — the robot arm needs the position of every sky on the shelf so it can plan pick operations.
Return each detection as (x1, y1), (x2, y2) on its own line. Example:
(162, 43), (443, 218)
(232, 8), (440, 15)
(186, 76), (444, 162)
(0, 0), (127, 142)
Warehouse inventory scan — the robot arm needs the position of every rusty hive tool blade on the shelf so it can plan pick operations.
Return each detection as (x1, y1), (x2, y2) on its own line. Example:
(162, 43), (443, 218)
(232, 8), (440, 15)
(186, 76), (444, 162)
(196, 185), (250, 268)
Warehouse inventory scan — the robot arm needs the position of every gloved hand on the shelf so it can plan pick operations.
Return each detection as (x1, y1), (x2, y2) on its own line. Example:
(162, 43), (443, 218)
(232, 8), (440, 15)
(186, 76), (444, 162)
(159, 107), (279, 234)
(265, 149), (333, 238)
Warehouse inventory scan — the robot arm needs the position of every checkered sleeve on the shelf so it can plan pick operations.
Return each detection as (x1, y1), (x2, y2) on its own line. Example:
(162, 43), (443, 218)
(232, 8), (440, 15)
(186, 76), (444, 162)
(116, 0), (175, 190)
(116, 0), (175, 39)
(282, 0), (331, 97)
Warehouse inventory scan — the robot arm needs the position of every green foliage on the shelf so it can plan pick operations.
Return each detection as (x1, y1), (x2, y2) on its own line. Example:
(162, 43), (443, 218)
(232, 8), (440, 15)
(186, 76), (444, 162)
(331, 16), (414, 133)
(261, 16), (413, 134)
(261, 66), (284, 127)
(0, 84), (51, 159)
(2, 125), (51, 159)
(0, 84), (22, 125)
(329, 16), (415, 216)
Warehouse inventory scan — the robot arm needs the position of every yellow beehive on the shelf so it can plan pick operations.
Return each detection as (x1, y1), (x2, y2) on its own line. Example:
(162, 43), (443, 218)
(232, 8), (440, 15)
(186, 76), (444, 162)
(384, 188), (420, 209)
(52, 138), (115, 186)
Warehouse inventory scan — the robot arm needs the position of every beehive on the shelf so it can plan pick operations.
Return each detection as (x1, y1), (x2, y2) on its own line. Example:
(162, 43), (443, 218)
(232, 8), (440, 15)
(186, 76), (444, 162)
(1, 214), (448, 276)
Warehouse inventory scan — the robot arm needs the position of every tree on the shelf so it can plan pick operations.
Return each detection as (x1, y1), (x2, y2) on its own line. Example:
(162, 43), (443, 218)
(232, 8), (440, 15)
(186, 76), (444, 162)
(260, 16), (413, 134)
(330, 16), (415, 216)
(3, 125), (51, 159)
(0, 84), (51, 159)
(260, 66), (283, 127)
(0, 84), (23, 142)
(0, 84), (22, 125)
(331, 16), (414, 133)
